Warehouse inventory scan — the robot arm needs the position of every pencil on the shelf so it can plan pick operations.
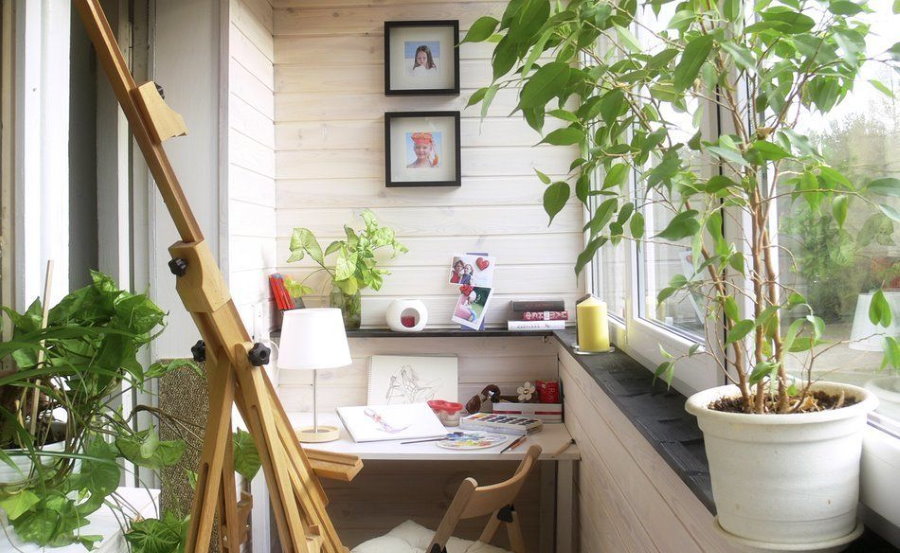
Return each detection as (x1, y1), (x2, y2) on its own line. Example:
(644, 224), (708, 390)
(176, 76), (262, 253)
(500, 435), (526, 453)
(400, 436), (447, 445)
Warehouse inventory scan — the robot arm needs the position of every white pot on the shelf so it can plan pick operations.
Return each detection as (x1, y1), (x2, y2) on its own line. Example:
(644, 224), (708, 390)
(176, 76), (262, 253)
(0, 439), (67, 486)
(686, 382), (878, 552)
(385, 299), (428, 332)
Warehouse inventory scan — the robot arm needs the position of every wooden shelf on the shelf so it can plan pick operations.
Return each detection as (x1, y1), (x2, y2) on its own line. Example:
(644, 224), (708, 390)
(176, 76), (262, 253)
(346, 328), (559, 338)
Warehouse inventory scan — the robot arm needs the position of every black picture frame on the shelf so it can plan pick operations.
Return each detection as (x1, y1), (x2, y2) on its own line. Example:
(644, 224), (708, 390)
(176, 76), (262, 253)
(385, 111), (461, 187)
(384, 20), (460, 96)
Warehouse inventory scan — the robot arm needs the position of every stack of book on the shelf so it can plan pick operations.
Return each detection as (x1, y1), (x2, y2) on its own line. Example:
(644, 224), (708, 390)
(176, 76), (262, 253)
(507, 299), (568, 330)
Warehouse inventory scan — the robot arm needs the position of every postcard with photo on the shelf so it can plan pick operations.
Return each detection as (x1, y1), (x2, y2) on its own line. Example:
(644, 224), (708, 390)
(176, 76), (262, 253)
(451, 285), (493, 330)
(447, 254), (495, 287)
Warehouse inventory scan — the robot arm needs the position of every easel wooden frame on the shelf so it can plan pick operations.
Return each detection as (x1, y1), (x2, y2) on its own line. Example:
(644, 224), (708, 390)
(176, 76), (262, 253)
(72, 1), (361, 551)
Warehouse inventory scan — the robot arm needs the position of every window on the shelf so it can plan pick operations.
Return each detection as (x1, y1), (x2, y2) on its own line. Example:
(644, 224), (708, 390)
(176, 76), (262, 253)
(775, 0), (898, 426)
(591, 0), (900, 417)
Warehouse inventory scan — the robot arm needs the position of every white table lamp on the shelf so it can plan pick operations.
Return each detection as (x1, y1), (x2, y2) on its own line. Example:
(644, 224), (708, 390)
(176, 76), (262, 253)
(279, 308), (352, 443)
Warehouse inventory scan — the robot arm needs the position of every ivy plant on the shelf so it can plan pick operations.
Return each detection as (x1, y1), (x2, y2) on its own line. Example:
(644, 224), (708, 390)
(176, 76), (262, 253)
(464, 0), (900, 413)
(286, 209), (407, 297)
(0, 272), (195, 549)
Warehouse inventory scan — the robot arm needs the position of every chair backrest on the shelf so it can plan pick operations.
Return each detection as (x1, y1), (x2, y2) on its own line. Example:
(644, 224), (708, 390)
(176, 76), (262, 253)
(427, 444), (542, 553)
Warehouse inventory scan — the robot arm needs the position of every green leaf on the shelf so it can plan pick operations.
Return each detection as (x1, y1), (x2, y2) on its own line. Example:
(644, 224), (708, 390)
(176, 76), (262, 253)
(288, 228), (324, 266)
(720, 41), (755, 71)
(587, 198), (618, 235)
(869, 79), (896, 98)
(832, 195), (849, 228)
(747, 140), (790, 161)
(614, 24), (641, 52)
(116, 427), (185, 471)
(539, 127), (585, 145)
(879, 204), (900, 223)
(603, 163), (629, 189)
(125, 511), (188, 553)
(0, 490), (41, 520)
(630, 211), (645, 238)
(535, 169), (551, 184)
(233, 428), (262, 481)
(575, 236), (608, 275)
(723, 296), (740, 322)
(868, 177), (900, 198)
(673, 35), (714, 91)
(653, 361), (675, 387)
(492, 36), (518, 80)
(461, 16), (499, 44)
(519, 62), (570, 109)
(869, 289), (893, 327)
(655, 210), (701, 240)
(829, 0), (863, 14)
(749, 361), (778, 385)
(726, 319), (755, 345)
(882, 336), (900, 370)
(543, 181), (570, 224)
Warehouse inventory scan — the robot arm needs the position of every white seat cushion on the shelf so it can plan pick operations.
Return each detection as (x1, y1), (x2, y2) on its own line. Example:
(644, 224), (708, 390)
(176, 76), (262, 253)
(351, 520), (513, 553)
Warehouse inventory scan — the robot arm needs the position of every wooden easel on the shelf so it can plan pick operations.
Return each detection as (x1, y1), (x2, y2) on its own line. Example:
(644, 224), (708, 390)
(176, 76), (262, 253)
(72, 2), (362, 552)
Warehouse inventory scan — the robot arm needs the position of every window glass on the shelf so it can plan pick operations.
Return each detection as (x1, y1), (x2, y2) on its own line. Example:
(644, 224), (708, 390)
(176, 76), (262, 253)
(595, 241), (626, 320)
(777, 0), (898, 422)
(633, 3), (706, 340)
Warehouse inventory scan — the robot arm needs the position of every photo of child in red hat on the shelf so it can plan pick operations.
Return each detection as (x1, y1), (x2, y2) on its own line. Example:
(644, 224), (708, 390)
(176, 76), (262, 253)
(406, 131), (441, 169)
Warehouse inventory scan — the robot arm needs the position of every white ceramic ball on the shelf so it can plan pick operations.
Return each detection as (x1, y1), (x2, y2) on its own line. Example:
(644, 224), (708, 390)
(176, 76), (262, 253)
(386, 299), (428, 332)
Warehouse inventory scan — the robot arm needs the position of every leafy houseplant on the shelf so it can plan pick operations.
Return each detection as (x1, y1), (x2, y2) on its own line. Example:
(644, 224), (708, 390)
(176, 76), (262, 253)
(0, 271), (189, 549)
(464, 0), (899, 547)
(287, 209), (407, 329)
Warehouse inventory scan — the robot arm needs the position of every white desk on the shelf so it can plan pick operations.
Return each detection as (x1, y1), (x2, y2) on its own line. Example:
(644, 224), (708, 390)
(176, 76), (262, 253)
(290, 412), (579, 553)
(0, 487), (159, 553)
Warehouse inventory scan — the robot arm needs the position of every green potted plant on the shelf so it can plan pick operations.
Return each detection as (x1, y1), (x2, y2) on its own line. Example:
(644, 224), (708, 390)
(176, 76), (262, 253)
(286, 209), (407, 329)
(0, 271), (190, 549)
(464, 0), (898, 549)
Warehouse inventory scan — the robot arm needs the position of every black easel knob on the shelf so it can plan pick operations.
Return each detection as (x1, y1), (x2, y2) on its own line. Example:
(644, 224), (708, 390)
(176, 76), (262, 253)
(248, 343), (271, 366)
(191, 340), (206, 363)
(168, 257), (188, 276)
(155, 82), (165, 99)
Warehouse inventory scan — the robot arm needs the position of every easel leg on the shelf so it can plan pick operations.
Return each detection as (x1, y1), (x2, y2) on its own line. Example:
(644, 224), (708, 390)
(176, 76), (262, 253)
(184, 349), (235, 553)
(218, 435), (242, 552)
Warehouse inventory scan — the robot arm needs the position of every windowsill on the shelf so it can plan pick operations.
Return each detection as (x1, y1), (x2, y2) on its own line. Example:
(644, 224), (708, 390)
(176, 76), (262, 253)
(551, 327), (898, 551)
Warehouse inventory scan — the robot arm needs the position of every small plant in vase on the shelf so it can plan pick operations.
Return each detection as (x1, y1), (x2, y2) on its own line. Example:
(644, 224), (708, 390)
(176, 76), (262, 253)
(287, 209), (407, 329)
(464, 0), (899, 549)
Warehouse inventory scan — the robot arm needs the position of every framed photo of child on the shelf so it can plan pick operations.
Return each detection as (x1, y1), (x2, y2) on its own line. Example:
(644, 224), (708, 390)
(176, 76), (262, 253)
(384, 20), (460, 95)
(385, 111), (461, 187)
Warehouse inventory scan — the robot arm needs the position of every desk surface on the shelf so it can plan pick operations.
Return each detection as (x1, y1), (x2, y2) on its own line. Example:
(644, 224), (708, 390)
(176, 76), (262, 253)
(289, 412), (580, 461)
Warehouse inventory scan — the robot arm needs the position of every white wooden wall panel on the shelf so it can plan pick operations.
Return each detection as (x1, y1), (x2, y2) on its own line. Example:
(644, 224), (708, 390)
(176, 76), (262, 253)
(229, 0), (276, 333)
(278, 336), (557, 412)
(273, 0), (583, 329)
(559, 346), (737, 553)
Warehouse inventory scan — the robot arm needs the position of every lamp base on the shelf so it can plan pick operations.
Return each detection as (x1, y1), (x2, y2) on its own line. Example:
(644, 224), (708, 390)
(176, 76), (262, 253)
(295, 425), (341, 443)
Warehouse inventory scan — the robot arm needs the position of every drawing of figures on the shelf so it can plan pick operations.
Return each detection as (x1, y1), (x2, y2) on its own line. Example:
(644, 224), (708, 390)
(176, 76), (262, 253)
(385, 365), (438, 403)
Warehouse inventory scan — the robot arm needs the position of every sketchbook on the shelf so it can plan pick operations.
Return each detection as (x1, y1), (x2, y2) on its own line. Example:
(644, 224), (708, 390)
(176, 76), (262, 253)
(367, 355), (459, 405)
(336, 403), (448, 443)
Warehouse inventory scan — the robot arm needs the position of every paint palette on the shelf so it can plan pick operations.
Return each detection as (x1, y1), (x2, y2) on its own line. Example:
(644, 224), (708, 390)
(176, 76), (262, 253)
(435, 431), (508, 450)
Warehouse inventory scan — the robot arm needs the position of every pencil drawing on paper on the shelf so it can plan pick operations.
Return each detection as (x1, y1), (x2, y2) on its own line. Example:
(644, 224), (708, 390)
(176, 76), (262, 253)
(367, 355), (459, 405)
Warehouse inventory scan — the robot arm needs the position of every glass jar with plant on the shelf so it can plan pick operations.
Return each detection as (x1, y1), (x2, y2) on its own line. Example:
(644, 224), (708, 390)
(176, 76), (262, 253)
(286, 209), (407, 329)
(464, 0), (899, 548)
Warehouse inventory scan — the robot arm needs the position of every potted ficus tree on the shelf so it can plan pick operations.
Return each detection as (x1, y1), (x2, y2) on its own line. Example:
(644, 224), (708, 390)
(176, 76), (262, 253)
(286, 209), (407, 329)
(464, 0), (899, 549)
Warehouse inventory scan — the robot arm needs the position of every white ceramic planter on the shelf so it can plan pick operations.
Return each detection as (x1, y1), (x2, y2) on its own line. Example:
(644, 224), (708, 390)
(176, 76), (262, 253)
(686, 382), (878, 552)
(0, 439), (66, 486)
(385, 299), (428, 332)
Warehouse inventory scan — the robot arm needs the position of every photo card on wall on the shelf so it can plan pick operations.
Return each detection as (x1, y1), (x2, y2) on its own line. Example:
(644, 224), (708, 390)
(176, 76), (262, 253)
(385, 111), (461, 187)
(384, 20), (460, 95)
(447, 254), (495, 287)
(451, 285), (493, 330)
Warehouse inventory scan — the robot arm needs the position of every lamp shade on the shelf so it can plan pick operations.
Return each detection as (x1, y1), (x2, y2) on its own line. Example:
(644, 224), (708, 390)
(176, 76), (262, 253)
(278, 308), (352, 370)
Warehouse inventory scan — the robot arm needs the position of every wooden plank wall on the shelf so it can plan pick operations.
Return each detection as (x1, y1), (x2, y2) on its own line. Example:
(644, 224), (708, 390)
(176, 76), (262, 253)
(559, 345), (737, 553)
(228, 0), (277, 332)
(271, 0), (585, 328)
(278, 335), (558, 412)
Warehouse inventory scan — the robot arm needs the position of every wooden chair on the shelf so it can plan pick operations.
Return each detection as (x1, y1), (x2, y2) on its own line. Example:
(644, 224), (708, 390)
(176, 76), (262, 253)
(353, 444), (542, 553)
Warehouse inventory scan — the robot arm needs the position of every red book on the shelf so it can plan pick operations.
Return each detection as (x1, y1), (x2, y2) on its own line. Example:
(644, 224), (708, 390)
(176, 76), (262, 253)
(520, 311), (569, 321)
